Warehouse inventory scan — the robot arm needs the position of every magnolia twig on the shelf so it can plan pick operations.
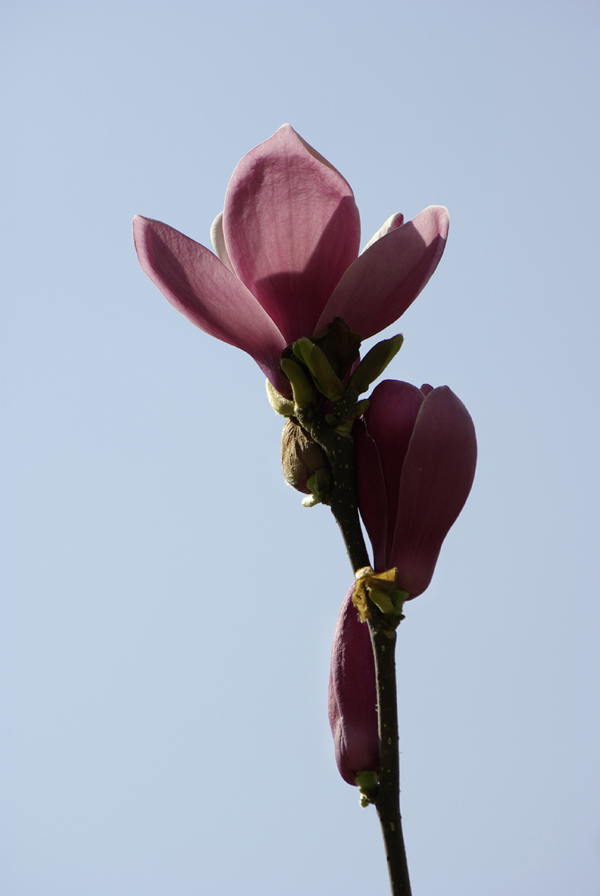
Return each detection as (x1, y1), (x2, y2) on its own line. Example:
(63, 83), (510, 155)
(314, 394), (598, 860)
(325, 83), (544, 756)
(367, 618), (411, 896)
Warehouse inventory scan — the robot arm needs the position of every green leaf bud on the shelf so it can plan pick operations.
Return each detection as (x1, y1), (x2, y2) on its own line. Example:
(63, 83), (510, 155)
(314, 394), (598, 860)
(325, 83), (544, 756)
(307, 344), (344, 399)
(265, 380), (295, 416)
(354, 399), (371, 418)
(347, 334), (404, 395)
(292, 337), (315, 366)
(368, 588), (397, 615)
(280, 358), (314, 410)
(355, 770), (379, 807)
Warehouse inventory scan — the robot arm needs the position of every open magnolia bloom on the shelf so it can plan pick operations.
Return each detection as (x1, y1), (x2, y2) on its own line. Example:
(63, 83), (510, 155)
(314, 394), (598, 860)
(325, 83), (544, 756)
(355, 380), (477, 597)
(133, 124), (449, 395)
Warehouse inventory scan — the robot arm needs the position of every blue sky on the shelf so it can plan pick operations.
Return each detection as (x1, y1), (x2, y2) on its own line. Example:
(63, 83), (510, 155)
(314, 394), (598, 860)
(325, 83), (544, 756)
(3, 1), (600, 894)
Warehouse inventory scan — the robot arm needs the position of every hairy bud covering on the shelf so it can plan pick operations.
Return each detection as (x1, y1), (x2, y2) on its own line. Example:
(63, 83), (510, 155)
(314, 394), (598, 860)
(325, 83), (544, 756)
(281, 419), (328, 494)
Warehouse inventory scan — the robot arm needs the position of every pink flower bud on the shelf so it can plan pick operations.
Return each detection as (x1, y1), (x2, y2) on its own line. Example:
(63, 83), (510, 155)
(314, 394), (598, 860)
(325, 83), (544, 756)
(328, 586), (379, 785)
(355, 380), (477, 597)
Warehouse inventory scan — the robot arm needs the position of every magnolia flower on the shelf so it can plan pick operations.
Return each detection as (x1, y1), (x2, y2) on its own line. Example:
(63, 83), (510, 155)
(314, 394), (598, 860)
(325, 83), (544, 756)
(328, 585), (379, 786)
(133, 125), (449, 395)
(355, 380), (477, 597)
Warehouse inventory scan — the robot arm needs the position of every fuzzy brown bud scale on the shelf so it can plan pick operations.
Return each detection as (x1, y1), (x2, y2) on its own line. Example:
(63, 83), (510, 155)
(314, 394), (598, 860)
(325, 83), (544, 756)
(281, 419), (330, 495)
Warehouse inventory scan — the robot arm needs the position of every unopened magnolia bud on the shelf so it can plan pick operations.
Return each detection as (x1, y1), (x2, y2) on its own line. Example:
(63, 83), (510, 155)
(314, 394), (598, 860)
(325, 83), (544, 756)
(355, 770), (379, 807)
(355, 380), (477, 597)
(329, 586), (380, 787)
(368, 588), (396, 615)
(292, 337), (315, 366)
(280, 358), (314, 410)
(265, 380), (295, 416)
(306, 344), (344, 399)
(347, 334), (404, 395)
(281, 419), (330, 495)
(352, 566), (402, 622)
(311, 317), (362, 382)
(292, 338), (344, 400)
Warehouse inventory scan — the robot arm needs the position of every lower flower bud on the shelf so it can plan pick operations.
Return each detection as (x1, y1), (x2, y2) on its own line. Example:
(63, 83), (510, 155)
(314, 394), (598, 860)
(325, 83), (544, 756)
(328, 586), (380, 786)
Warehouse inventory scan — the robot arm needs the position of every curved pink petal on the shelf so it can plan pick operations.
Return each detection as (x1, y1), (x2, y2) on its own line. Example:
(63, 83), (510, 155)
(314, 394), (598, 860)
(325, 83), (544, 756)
(362, 381), (425, 564)
(354, 420), (388, 571)
(390, 387), (477, 596)
(328, 585), (379, 785)
(315, 206), (449, 338)
(133, 216), (288, 392)
(223, 124), (361, 345)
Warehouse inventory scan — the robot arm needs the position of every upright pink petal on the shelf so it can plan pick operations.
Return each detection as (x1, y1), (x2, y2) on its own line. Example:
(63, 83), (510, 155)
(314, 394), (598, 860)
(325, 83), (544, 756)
(315, 206), (449, 338)
(223, 124), (361, 345)
(390, 387), (477, 595)
(328, 585), (379, 785)
(362, 381), (425, 564)
(133, 216), (288, 392)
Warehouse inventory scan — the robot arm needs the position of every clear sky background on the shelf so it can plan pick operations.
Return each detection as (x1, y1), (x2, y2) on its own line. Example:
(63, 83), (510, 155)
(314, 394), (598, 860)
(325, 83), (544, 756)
(3, 1), (599, 894)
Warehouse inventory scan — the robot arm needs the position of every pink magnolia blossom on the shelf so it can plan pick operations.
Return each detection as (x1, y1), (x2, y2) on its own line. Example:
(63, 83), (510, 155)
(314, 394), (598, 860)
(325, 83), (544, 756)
(133, 125), (449, 395)
(328, 585), (379, 785)
(355, 380), (477, 597)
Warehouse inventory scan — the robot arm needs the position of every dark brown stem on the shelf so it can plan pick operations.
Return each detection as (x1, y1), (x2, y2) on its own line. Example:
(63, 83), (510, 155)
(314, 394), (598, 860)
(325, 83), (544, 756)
(323, 431), (370, 572)
(367, 618), (412, 896)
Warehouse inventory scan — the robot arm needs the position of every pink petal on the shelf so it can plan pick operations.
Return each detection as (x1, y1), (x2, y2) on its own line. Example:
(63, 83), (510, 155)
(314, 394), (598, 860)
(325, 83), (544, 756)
(362, 381), (425, 564)
(223, 124), (361, 345)
(328, 585), (379, 785)
(315, 206), (449, 338)
(390, 387), (477, 595)
(133, 216), (288, 392)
